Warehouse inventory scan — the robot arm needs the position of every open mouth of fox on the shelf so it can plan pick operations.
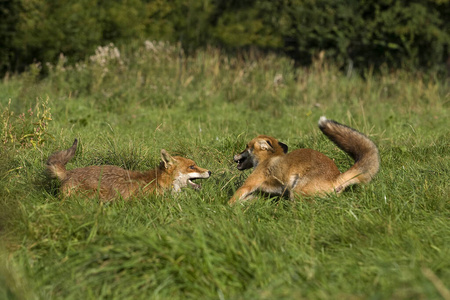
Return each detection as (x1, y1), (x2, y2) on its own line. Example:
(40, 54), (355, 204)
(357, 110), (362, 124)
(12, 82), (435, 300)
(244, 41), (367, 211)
(234, 151), (253, 170)
(188, 178), (202, 190)
(186, 170), (211, 190)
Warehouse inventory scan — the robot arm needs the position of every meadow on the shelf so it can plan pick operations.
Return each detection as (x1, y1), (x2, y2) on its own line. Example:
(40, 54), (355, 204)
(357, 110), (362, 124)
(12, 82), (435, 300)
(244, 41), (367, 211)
(1, 41), (449, 299)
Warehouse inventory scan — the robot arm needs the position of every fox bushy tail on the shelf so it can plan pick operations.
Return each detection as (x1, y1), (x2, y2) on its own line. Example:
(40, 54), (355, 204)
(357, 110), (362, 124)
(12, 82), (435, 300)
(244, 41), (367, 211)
(46, 139), (78, 181)
(318, 117), (380, 192)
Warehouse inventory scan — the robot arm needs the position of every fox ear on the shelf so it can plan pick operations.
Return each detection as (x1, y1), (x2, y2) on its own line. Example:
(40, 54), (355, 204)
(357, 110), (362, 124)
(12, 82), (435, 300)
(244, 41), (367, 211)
(160, 149), (175, 169)
(279, 142), (288, 153)
(258, 140), (274, 152)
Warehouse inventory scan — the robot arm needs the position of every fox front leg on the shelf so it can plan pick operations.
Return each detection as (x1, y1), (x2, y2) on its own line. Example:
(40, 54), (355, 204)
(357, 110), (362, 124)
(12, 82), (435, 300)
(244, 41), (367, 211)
(228, 173), (264, 205)
(228, 186), (258, 205)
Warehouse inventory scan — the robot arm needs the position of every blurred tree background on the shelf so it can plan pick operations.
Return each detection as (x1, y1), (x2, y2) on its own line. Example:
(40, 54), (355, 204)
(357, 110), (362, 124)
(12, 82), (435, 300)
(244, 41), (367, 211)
(1, 0), (449, 75)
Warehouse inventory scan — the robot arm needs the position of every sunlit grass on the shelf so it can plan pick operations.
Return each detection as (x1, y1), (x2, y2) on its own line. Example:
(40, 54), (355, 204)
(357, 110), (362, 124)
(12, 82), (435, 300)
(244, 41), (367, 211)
(1, 41), (449, 299)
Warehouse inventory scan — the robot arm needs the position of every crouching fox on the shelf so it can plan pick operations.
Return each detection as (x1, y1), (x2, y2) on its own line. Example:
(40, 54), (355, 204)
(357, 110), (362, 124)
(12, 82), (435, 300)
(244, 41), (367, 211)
(47, 139), (211, 201)
(229, 116), (380, 205)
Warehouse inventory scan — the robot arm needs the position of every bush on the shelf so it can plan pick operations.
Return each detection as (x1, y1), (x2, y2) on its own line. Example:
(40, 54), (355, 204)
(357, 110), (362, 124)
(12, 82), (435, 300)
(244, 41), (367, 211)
(1, 96), (53, 149)
(1, 0), (449, 74)
(0, 0), (20, 74)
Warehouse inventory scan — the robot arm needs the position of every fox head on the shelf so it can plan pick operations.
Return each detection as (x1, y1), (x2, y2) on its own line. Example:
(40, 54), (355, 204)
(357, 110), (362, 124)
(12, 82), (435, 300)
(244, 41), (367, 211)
(234, 135), (288, 170)
(160, 149), (211, 192)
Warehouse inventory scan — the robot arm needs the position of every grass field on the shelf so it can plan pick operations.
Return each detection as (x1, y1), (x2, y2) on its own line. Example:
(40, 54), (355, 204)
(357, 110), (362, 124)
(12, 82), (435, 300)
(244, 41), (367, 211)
(1, 42), (449, 299)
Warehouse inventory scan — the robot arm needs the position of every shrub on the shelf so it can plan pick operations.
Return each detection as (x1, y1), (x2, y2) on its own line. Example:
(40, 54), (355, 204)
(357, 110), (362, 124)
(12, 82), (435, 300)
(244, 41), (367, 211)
(1, 0), (448, 74)
(1, 97), (53, 149)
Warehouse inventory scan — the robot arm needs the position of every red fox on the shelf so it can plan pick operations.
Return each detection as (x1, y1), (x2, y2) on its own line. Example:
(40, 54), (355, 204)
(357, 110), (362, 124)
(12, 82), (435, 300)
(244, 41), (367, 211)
(229, 116), (380, 205)
(47, 139), (211, 201)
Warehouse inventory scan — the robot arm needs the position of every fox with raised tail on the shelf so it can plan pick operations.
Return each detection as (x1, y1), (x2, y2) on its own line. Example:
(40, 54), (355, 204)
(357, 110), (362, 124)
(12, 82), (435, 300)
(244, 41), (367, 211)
(47, 139), (211, 201)
(229, 116), (380, 205)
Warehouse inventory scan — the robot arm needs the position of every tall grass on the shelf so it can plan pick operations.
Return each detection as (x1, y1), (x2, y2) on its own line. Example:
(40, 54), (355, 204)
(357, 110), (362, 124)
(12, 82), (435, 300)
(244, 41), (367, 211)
(1, 41), (449, 299)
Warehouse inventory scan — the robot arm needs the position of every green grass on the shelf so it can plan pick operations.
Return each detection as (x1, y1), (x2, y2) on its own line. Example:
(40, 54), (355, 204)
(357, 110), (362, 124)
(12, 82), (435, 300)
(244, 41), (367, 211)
(1, 41), (449, 299)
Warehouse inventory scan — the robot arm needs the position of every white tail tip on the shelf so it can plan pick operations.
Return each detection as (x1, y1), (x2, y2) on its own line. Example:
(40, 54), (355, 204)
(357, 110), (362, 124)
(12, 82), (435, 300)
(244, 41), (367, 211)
(318, 116), (328, 126)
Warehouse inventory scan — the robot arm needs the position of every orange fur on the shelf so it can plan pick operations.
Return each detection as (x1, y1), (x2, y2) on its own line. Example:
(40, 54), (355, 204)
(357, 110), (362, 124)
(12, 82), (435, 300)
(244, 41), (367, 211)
(229, 116), (380, 205)
(47, 139), (211, 201)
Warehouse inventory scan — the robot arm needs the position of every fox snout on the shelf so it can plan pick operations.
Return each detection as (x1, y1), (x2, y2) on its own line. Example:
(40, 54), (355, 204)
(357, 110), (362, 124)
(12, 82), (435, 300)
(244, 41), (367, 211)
(193, 168), (211, 178)
(234, 150), (254, 170)
(233, 153), (245, 163)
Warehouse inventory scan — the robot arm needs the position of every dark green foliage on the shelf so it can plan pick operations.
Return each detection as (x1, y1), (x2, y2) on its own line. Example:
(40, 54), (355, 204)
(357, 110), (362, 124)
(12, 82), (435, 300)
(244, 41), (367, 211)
(0, 0), (20, 74)
(280, 0), (449, 71)
(1, 0), (448, 74)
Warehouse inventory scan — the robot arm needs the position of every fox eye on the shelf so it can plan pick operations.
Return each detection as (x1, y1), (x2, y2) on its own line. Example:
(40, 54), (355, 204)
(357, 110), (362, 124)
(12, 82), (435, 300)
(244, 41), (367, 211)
(189, 165), (195, 170)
